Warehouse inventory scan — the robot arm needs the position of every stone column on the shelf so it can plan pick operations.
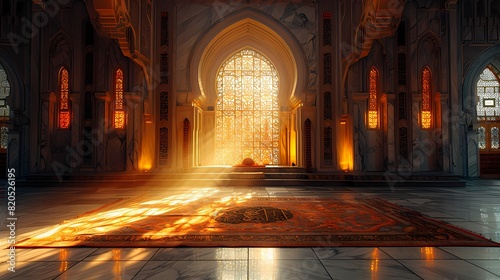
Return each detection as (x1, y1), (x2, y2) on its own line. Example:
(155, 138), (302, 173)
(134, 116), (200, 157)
(439, 93), (451, 172)
(352, 94), (367, 171)
(94, 92), (111, 172)
(40, 92), (56, 172)
(384, 93), (396, 172)
(69, 93), (80, 170)
(125, 91), (142, 171)
(467, 130), (479, 177)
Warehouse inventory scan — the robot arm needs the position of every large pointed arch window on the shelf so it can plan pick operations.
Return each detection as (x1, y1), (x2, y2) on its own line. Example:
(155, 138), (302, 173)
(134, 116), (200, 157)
(215, 49), (279, 165)
(59, 67), (70, 129)
(421, 67), (432, 129)
(368, 67), (379, 129)
(114, 68), (125, 129)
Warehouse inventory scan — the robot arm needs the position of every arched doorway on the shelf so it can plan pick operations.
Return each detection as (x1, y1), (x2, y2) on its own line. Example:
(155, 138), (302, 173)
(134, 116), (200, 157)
(191, 10), (309, 167)
(215, 49), (279, 165)
(476, 66), (500, 177)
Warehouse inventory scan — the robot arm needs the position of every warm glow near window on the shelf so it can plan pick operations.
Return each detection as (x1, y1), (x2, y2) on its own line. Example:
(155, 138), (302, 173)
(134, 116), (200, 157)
(114, 69), (125, 129)
(215, 49), (279, 165)
(421, 67), (432, 129)
(368, 67), (378, 129)
(59, 68), (70, 129)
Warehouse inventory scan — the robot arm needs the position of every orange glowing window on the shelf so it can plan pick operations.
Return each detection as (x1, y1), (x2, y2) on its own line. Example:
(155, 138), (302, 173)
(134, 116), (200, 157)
(368, 67), (379, 129)
(114, 68), (125, 129)
(59, 67), (70, 129)
(421, 67), (432, 129)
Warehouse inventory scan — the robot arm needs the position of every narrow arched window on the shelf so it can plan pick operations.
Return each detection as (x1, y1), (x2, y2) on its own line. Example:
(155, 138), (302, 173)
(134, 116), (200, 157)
(368, 67), (379, 129)
(114, 68), (125, 129)
(421, 67), (432, 129)
(59, 67), (71, 129)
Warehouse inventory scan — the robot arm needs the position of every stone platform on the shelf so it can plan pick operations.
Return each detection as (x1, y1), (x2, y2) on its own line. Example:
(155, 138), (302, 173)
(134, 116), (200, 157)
(22, 166), (465, 187)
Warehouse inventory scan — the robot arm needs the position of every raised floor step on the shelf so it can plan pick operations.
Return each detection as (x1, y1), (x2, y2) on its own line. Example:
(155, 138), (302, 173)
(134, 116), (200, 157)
(22, 168), (465, 187)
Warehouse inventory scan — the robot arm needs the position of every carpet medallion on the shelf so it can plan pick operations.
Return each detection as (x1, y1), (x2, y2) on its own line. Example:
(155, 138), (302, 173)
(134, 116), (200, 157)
(16, 195), (499, 247)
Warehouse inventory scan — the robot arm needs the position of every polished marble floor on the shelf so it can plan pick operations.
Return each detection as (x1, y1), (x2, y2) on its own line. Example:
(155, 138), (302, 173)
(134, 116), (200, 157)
(1, 179), (500, 279)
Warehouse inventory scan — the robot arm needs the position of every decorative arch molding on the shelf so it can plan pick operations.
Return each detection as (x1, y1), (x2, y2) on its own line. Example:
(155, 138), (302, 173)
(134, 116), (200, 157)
(191, 8), (308, 109)
(462, 44), (500, 120)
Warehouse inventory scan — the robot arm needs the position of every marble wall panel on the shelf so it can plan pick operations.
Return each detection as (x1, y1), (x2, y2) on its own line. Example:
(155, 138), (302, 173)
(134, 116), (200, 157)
(366, 130), (384, 171)
(467, 131), (479, 177)
(387, 101), (396, 171)
(107, 132), (126, 171)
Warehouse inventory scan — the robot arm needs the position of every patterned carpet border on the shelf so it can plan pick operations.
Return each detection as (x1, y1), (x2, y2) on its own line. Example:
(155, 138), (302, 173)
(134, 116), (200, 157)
(15, 197), (500, 248)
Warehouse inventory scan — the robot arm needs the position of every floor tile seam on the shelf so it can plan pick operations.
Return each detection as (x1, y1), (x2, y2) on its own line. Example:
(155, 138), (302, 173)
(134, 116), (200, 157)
(129, 258), (153, 280)
(49, 260), (81, 280)
(464, 259), (500, 278)
(388, 258), (426, 280)
(312, 248), (335, 280)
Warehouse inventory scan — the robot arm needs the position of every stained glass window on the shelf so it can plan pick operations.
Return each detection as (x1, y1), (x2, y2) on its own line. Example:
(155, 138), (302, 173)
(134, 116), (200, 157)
(0, 63), (10, 119)
(368, 67), (379, 129)
(114, 68), (125, 129)
(476, 67), (500, 119)
(215, 49), (279, 165)
(478, 126), (486, 149)
(492, 127), (499, 149)
(421, 67), (432, 129)
(59, 67), (70, 129)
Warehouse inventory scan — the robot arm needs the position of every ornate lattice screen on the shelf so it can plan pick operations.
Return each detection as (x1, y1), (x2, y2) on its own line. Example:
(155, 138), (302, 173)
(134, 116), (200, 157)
(215, 49), (279, 165)
(476, 67), (500, 119)
(59, 67), (70, 129)
(114, 68), (125, 129)
(0, 63), (11, 119)
(421, 67), (432, 129)
(368, 67), (379, 129)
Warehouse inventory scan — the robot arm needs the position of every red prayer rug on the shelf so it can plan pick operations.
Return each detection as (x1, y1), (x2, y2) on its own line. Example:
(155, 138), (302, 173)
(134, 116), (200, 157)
(16, 195), (499, 247)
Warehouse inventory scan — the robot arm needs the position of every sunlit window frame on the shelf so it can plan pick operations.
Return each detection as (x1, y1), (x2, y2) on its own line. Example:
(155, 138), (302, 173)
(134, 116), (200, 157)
(215, 49), (280, 165)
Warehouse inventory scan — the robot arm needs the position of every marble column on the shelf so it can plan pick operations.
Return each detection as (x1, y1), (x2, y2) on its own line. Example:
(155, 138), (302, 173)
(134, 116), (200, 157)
(40, 92), (56, 172)
(69, 93), (81, 171)
(439, 93), (451, 172)
(384, 94), (396, 172)
(95, 92), (111, 172)
(467, 130), (479, 177)
(352, 94), (367, 171)
(125, 91), (142, 171)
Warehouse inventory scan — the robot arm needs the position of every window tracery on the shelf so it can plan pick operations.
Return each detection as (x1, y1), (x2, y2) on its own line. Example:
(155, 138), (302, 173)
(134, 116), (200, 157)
(368, 67), (379, 129)
(59, 67), (70, 129)
(476, 67), (500, 120)
(0, 63), (10, 119)
(215, 49), (279, 165)
(114, 68), (125, 129)
(421, 67), (432, 129)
